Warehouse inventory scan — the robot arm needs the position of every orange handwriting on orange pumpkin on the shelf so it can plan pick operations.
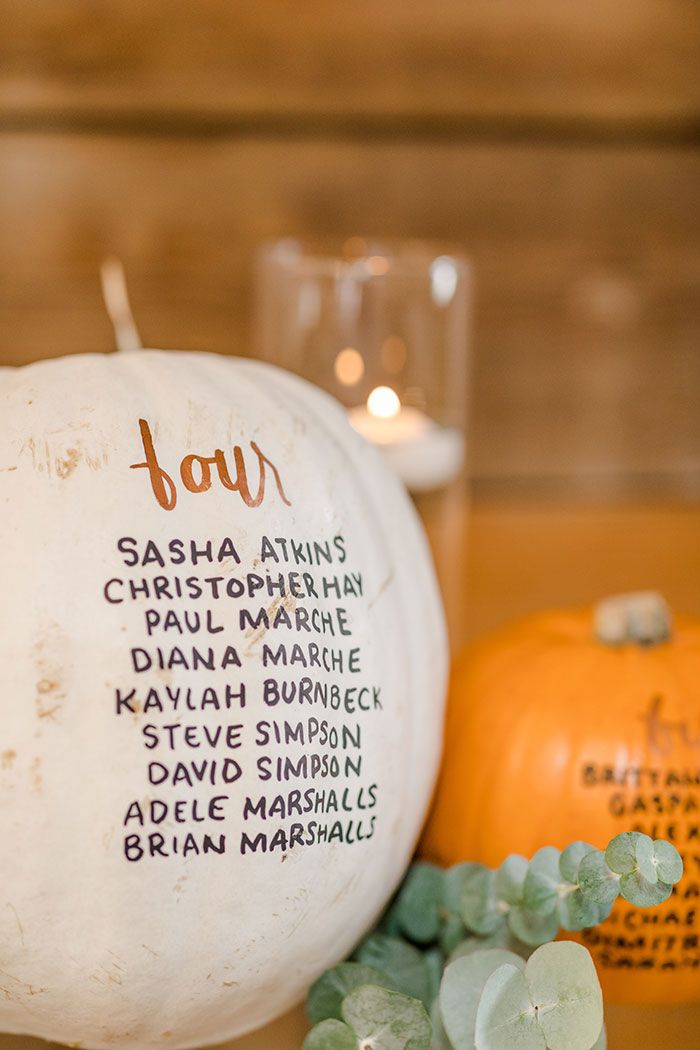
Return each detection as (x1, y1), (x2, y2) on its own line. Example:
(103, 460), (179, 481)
(130, 418), (291, 511)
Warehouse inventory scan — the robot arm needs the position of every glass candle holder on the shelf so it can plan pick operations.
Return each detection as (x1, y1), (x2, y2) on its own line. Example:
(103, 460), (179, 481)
(254, 238), (471, 494)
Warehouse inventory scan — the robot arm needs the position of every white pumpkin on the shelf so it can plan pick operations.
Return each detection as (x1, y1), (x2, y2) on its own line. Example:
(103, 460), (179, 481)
(0, 350), (447, 1050)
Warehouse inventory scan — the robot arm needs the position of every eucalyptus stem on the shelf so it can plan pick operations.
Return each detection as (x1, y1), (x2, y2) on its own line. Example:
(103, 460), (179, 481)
(301, 831), (683, 1050)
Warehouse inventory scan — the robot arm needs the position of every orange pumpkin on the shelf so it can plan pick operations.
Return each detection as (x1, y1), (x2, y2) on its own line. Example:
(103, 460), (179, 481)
(421, 592), (700, 1004)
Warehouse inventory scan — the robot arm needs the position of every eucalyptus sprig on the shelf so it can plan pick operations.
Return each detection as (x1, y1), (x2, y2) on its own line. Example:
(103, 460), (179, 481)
(301, 831), (683, 1050)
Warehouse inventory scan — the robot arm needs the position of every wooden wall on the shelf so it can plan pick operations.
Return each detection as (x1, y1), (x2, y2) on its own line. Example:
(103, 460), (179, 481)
(1, 1), (699, 495)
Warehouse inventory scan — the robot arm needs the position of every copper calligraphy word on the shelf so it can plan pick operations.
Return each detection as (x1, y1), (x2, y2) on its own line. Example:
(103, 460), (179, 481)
(131, 418), (291, 511)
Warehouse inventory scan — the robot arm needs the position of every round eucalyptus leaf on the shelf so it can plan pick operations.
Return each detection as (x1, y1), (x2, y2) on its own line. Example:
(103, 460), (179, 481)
(342, 985), (432, 1050)
(460, 865), (504, 936)
(396, 862), (445, 944)
(354, 934), (432, 1007)
(378, 898), (404, 938)
(439, 949), (525, 1050)
(557, 887), (602, 932)
(444, 863), (482, 911)
(593, 897), (616, 924)
(307, 962), (396, 1024)
(526, 941), (603, 1050)
(447, 926), (517, 963)
(634, 835), (658, 884)
(441, 864), (480, 952)
(653, 840), (683, 884)
(424, 946), (445, 1005)
(578, 850), (620, 906)
(522, 847), (561, 916)
(474, 963), (544, 1050)
(507, 904), (560, 947)
(605, 832), (646, 875)
(494, 854), (528, 906)
(302, 1018), (357, 1050)
(619, 870), (673, 908)
(440, 913), (467, 956)
(559, 841), (596, 884)
(430, 999), (455, 1050)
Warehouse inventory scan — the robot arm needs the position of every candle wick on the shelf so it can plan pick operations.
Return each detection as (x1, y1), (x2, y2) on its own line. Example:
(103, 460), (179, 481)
(100, 257), (143, 353)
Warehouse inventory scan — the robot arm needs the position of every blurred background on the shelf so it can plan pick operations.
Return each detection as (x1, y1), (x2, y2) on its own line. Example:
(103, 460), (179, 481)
(1, 5), (698, 478)
(1, 3), (699, 631)
(1, 6), (700, 1047)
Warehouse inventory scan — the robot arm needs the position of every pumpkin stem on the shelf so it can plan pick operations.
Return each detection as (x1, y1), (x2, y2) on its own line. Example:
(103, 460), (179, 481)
(100, 257), (143, 353)
(594, 591), (672, 646)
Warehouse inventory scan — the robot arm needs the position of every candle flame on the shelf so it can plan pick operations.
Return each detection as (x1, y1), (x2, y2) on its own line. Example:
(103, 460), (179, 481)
(367, 386), (401, 420)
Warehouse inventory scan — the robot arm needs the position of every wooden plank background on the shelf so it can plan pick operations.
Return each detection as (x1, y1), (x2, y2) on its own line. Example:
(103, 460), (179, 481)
(0, 1), (699, 494)
(1, 1), (699, 128)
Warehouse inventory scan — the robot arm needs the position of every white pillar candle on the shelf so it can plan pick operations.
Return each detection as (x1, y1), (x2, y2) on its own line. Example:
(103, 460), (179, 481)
(348, 386), (464, 493)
